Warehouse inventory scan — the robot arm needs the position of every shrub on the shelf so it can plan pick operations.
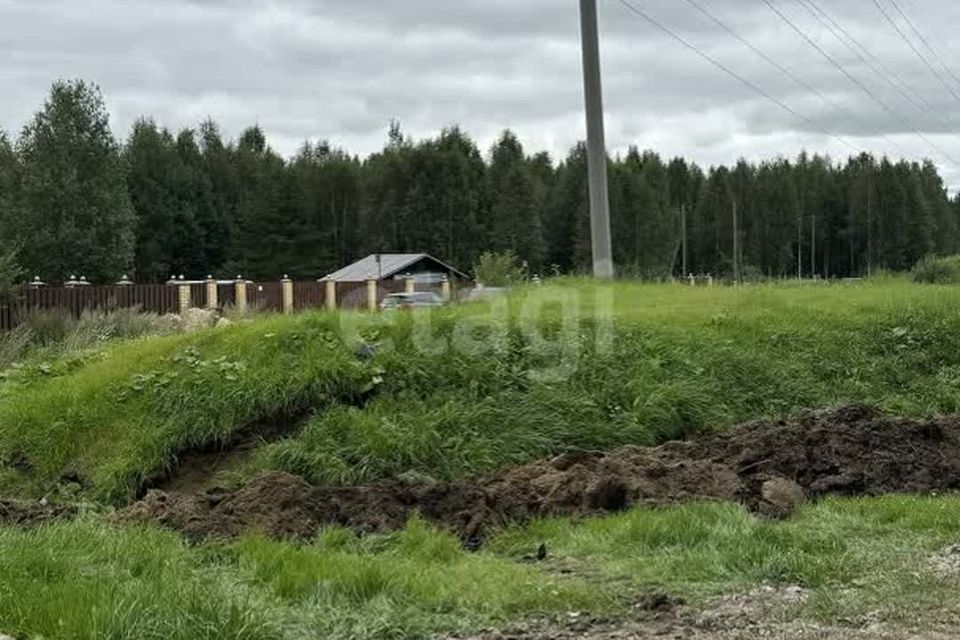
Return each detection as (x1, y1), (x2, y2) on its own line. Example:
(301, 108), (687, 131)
(473, 251), (525, 287)
(912, 255), (960, 284)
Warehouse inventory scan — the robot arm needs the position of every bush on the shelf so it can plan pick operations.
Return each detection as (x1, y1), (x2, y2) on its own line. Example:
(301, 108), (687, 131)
(473, 251), (525, 287)
(912, 255), (960, 284)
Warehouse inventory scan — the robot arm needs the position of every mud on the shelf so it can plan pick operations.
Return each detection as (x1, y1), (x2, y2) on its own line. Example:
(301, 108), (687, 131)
(0, 500), (76, 526)
(141, 412), (308, 495)
(119, 405), (960, 541)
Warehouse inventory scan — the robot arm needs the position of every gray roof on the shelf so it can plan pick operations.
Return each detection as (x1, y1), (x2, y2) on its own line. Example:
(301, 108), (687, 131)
(323, 253), (469, 282)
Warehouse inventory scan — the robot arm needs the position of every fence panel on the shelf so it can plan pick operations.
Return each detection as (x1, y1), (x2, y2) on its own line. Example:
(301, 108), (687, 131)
(294, 281), (326, 311)
(250, 282), (284, 313)
(336, 282), (368, 310)
(217, 283), (237, 310)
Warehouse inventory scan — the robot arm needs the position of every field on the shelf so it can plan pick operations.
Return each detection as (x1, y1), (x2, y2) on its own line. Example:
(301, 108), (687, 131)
(3, 278), (960, 639)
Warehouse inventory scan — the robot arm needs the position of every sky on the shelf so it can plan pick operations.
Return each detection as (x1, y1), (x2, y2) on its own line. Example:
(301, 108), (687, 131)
(2, 0), (960, 188)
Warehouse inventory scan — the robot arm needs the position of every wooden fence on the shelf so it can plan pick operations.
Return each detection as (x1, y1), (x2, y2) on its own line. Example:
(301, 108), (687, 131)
(0, 277), (468, 331)
(0, 282), (321, 332)
(0, 285), (180, 331)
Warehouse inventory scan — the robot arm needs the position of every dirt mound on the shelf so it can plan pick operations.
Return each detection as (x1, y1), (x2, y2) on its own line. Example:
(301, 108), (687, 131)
(0, 500), (76, 526)
(118, 405), (960, 541)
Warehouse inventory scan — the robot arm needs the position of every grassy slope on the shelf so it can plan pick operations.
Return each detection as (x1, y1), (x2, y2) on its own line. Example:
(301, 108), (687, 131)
(4, 279), (960, 638)
(3, 496), (960, 639)
(4, 278), (960, 500)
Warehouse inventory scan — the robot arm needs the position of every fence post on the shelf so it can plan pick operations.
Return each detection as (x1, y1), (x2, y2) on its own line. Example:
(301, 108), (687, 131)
(206, 276), (218, 310)
(282, 275), (294, 314)
(707, 274), (714, 287)
(235, 276), (247, 313)
(325, 279), (337, 311)
(367, 279), (378, 312)
(178, 282), (191, 315)
(688, 274), (696, 287)
(405, 274), (415, 294)
(441, 276), (451, 301)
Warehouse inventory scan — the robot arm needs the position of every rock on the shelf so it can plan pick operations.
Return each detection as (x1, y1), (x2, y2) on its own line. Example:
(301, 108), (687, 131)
(759, 477), (806, 518)
(181, 307), (217, 332)
(215, 317), (233, 329)
(158, 313), (183, 332)
(0, 634), (17, 640)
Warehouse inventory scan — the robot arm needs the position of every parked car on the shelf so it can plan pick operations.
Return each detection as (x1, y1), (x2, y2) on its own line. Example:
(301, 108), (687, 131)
(379, 292), (445, 310)
(463, 286), (509, 302)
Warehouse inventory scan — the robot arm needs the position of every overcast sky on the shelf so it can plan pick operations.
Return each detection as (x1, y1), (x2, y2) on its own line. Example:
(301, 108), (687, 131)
(3, 0), (960, 187)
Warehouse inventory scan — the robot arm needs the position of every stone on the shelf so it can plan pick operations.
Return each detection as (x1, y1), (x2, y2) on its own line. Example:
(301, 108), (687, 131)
(158, 313), (183, 332)
(215, 317), (233, 329)
(759, 477), (806, 518)
(181, 307), (218, 332)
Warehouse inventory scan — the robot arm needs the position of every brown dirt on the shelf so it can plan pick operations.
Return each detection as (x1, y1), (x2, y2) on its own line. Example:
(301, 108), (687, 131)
(141, 412), (308, 495)
(0, 499), (76, 526)
(117, 405), (960, 541)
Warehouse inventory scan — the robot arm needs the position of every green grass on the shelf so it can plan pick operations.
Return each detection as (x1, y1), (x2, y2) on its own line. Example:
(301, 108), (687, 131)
(3, 497), (960, 639)
(0, 516), (611, 640)
(5, 278), (960, 501)
(0, 313), (380, 502)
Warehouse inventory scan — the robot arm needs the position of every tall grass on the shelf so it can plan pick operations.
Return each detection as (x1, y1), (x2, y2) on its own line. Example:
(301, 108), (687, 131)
(5, 278), (960, 501)
(0, 306), (175, 371)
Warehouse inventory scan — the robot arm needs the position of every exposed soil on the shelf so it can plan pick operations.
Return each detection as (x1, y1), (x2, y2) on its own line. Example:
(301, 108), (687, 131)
(118, 405), (960, 541)
(140, 412), (309, 496)
(0, 499), (76, 526)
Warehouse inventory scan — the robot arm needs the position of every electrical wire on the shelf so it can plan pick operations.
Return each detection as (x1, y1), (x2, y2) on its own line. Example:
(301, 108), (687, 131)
(887, 0), (960, 93)
(761, 0), (960, 166)
(682, 0), (911, 157)
(870, 0), (960, 104)
(797, 0), (937, 117)
(615, 0), (860, 153)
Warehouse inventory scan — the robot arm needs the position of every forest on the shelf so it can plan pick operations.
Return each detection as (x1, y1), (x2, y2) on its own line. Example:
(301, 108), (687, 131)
(1, 79), (958, 284)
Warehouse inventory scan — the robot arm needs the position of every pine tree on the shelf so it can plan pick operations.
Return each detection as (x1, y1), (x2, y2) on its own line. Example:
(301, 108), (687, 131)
(230, 126), (291, 278)
(198, 120), (238, 273)
(15, 80), (134, 282)
(125, 119), (205, 281)
(486, 131), (545, 270)
(0, 130), (19, 246)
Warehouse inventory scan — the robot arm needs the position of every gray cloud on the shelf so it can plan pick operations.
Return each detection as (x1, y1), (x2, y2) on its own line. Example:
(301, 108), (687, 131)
(2, 0), (960, 186)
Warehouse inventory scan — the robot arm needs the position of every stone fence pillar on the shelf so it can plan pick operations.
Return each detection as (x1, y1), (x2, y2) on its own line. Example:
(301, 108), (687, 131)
(206, 276), (218, 310)
(282, 276), (294, 314)
(178, 283), (191, 315)
(235, 276), (247, 313)
(325, 279), (337, 311)
(367, 279), (378, 312)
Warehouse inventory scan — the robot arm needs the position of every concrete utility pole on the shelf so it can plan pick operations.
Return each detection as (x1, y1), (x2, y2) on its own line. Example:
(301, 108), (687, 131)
(579, 0), (614, 279)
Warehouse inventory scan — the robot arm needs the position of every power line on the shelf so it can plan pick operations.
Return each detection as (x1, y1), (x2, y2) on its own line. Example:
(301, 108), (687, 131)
(761, 0), (960, 167)
(797, 0), (937, 117)
(887, 0), (960, 93)
(870, 0), (960, 105)
(615, 0), (860, 154)
(682, 0), (911, 158)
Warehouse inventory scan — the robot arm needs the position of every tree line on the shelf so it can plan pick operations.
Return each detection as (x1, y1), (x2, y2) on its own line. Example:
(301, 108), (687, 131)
(1, 79), (959, 285)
